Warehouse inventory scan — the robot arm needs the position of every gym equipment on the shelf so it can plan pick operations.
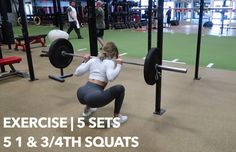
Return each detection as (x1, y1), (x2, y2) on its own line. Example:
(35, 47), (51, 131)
(144, 48), (159, 85)
(203, 21), (213, 28)
(1, 21), (15, 44)
(33, 16), (41, 25)
(48, 38), (73, 69)
(48, 39), (74, 82)
(0, 56), (28, 80)
(111, 1), (140, 30)
(47, 39), (187, 83)
(47, 29), (69, 42)
(170, 20), (179, 26)
(17, 16), (41, 26)
(14, 34), (47, 51)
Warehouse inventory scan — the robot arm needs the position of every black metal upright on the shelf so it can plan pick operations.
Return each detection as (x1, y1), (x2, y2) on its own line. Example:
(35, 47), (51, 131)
(18, 0), (36, 81)
(104, 1), (109, 29)
(0, 0), (14, 49)
(52, 0), (59, 27)
(194, 0), (204, 80)
(56, 0), (63, 30)
(0, 45), (6, 72)
(154, 0), (165, 115)
(87, 0), (98, 56)
(147, 0), (153, 51)
(0, 0), (8, 24)
(0, 0), (6, 66)
(123, 0), (127, 25)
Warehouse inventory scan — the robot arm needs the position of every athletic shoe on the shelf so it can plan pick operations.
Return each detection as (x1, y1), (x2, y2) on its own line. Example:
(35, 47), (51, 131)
(78, 36), (84, 39)
(112, 114), (128, 126)
(82, 108), (97, 117)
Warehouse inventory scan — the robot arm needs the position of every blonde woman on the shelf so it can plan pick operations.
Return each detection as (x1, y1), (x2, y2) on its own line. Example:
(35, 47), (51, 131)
(74, 42), (128, 125)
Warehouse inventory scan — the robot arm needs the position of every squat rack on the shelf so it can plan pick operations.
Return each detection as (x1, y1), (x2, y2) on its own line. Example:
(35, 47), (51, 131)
(86, 0), (205, 115)
(86, 0), (167, 115)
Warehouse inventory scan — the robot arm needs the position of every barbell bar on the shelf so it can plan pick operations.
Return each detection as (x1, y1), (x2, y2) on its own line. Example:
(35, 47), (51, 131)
(61, 51), (187, 74)
(48, 39), (187, 84)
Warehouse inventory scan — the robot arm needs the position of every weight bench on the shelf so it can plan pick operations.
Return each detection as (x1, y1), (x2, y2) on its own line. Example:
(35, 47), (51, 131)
(14, 34), (47, 52)
(0, 56), (27, 80)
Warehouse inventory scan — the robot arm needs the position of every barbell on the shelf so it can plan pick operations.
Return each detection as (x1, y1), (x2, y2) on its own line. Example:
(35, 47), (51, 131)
(61, 51), (187, 73)
(48, 39), (187, 85)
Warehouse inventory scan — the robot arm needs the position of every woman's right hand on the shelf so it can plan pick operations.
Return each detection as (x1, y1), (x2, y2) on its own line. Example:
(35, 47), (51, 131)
(83, 54), (91, 62)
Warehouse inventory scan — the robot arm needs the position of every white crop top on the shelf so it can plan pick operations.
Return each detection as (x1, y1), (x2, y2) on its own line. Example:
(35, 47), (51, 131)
(74, 57), (122, 82)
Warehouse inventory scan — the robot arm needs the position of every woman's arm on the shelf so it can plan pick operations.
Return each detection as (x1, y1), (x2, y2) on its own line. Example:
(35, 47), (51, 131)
(106, 60), (122, 81)
(74, 58), (93, 76)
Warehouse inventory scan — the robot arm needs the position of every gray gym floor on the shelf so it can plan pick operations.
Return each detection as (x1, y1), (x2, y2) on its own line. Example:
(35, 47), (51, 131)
(163, 22), (236, 36)
(0, 45), (236, 152)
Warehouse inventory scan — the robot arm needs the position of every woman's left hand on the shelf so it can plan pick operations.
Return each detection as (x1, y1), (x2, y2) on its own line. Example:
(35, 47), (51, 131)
(115, 58), (123, 65)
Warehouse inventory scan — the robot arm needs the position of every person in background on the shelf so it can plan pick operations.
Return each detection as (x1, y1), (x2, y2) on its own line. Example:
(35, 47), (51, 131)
(67, 1), (83, 39)
(166, 6), (172, 28)
(95, 1), (106, 47)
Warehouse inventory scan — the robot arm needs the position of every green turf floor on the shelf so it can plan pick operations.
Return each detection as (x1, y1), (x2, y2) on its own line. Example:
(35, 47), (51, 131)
(13, 25), (236, 71)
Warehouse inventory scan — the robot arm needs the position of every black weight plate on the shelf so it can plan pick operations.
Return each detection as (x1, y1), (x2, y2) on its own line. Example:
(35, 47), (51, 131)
(144, 48), (160, 85)
(48, 39), (74, 69)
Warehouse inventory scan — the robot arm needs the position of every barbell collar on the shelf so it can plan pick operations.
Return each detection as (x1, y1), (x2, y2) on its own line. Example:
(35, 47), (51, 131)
(156, 65), (187, 73)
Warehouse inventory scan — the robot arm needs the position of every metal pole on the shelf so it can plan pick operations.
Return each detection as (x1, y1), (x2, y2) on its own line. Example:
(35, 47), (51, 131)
(0, 0), (14, 49)
(87, 0), (98, 56)
(56, 0), (63, 30)
(194, 0), (204, 80)
(147, 0), (153, 51)
(0, 45), (6, 72)
(60, 68), (64, 76)
(123, 0), (127, 25)
(0, 0), (8, 27)
(18, 0), (36, 81)
(52, 0), (58, 27)
(155, 0), (165, 115)
(104, 1), (109, 29)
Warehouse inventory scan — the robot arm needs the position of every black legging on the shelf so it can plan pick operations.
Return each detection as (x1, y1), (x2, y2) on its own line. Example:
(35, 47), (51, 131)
(67, 21), (82, 38)
(167, 17), (171, 24)
(77, 82), (125, 114)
